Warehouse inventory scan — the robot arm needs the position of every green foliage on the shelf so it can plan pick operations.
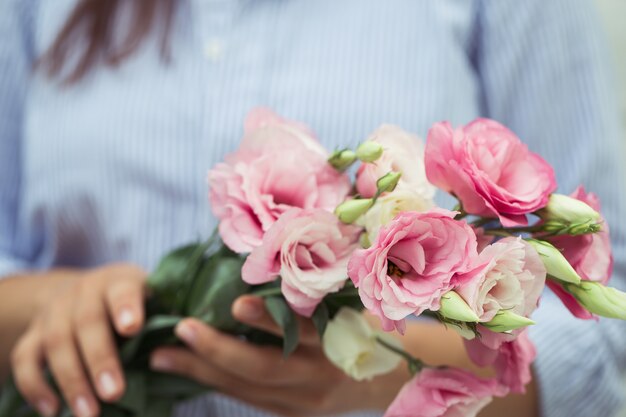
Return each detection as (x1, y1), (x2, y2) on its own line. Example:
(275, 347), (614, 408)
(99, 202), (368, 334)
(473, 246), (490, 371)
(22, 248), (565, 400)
(0, 235), (364, 417)
(264, 296), (300, 357)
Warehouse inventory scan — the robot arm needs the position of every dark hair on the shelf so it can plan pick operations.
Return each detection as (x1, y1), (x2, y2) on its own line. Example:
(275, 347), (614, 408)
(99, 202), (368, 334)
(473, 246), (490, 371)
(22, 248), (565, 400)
(41, 0), (176, 83)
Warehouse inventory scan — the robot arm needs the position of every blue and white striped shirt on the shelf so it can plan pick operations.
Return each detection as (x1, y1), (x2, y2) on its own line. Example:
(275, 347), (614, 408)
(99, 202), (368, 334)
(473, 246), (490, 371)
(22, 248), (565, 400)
(1, 0), (625, 416)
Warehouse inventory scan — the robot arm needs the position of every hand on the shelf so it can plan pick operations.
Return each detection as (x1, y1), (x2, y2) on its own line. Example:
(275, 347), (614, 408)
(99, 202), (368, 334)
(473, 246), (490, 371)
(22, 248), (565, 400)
(10, 263), (147, 417)
(150, 295), (406, 416)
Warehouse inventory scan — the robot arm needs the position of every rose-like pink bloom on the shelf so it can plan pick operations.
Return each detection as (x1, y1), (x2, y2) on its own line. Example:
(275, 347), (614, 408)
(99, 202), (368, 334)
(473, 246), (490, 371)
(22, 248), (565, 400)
(384, 367), (507, 417)
(425, 119), (557, 227)
(347, 209), (478, 333)
(208, 108), (350, 253)
(356, 125), (435, 200)
(456, 237), (546, 322)
(546, 186), (613, 319)
(465, 330), (536, 394)
(242, 208), (360, 317)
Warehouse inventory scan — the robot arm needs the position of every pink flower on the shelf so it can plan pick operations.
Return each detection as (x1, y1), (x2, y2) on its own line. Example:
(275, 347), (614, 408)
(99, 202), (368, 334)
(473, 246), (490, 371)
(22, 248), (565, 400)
(546, 186), (613, 319)
(384, 368), (507, 417)
(356, 125), (435, 200)
(347, 209), (478, 333)
(208, 108), (350, 253)
(241, 208), (359, 317)
(425, 119), (556, 227)
(456, 237), (546, 322)
(465, 330), (536, 394)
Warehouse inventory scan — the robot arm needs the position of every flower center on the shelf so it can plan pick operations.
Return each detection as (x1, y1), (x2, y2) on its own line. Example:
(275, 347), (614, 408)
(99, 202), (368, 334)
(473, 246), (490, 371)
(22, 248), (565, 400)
(387, 261), (405, 278)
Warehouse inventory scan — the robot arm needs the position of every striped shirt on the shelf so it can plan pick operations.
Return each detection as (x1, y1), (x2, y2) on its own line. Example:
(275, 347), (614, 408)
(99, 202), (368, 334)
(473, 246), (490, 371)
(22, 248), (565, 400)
(1, 0), (625, 416)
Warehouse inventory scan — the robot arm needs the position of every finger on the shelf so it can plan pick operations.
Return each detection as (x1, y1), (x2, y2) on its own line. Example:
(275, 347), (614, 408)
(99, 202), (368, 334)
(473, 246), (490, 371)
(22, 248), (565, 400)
(11, 325), (59, 417)
(232, 295), (320, 346)
(174, 319), (310, 385)
(74, 288), (125, 402)
(43, 302), (99, 417)
(104, 271), (145, 336)
(149, 348), (304, 414)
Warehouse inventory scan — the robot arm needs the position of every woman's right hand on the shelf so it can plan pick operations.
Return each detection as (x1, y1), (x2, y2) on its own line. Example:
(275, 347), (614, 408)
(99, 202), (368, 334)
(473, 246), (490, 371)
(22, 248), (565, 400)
(10, 263), (147, 417)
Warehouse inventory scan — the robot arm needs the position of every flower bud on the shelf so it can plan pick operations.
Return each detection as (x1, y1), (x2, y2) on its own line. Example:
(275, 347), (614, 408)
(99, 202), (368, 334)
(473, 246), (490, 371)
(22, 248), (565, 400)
(482, 310), (535, 333)
(376, 172), (402, 195)
(525, 239), (581, 285)
(335, 198), (375, 224)
(537, 194), (601, 225)
(564, 281), (626, 320)
(323, 308), (402, 381)
(356, 141), (384, 162)
(438, 291), (480, 323)
(328, 149), (357, 171)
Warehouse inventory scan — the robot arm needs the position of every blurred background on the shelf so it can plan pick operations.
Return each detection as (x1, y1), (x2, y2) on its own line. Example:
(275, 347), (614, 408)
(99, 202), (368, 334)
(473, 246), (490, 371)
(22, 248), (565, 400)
(595, 1), (626, 415)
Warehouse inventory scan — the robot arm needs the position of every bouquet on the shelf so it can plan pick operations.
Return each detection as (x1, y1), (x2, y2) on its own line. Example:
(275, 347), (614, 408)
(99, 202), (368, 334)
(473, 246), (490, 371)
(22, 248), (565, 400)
(2, 108), (624, 417)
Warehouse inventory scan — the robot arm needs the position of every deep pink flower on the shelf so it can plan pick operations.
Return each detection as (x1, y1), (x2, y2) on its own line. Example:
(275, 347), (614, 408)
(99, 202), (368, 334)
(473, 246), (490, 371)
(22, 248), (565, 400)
(425, 119), (556, 227)
(384, 367), (507, 417)
(347, 209), (478, 333)
(546, 186), (613, 319)
(241, 208), (359, 317)
(208, 108), (350, 253)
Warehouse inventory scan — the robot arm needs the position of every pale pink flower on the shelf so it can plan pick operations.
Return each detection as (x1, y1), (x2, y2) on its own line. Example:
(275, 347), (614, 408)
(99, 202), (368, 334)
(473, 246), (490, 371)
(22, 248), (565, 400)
(384, 367), (507, 417)
(241, 208), (359, 317)
(208, 108), (350, 253)
(456, 237), (546, 322)
(465, 330), (536, 394)
(356, 125), (435, 200)
(347, 209), (478, 333)
(425, 119), (556, 227)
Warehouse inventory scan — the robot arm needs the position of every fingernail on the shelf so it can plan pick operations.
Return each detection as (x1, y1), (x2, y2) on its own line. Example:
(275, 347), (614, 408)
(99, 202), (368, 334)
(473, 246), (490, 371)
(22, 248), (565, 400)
(98, 371), (118, 398)
(74, 395), (94, 417)
(118, 308), (135, 330)
(150, 354), (174, 371)
(37, 400), (55, 417)
(175, 322), (197, 344)
(235, 300), (262, 321)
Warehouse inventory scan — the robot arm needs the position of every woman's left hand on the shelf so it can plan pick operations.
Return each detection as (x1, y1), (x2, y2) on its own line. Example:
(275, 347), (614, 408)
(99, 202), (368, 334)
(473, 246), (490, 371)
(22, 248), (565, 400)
(149, 295), (403, 416)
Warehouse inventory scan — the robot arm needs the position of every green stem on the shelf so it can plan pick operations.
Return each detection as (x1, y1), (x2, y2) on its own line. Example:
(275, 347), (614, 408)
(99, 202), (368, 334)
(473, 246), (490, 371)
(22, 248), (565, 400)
(486, 225), (543, 235)
(251, 287), (283, 297)
(375, 336), (424, 375)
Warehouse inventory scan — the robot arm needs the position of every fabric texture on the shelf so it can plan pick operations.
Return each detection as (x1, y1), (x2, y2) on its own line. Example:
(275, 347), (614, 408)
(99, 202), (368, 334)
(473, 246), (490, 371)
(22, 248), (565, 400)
(1, 0), (625, 416)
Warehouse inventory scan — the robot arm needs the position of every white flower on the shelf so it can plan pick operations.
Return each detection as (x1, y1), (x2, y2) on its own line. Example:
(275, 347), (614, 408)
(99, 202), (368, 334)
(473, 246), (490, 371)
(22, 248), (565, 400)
(322, 308), (401, 381)
(358, 189), (433, 244)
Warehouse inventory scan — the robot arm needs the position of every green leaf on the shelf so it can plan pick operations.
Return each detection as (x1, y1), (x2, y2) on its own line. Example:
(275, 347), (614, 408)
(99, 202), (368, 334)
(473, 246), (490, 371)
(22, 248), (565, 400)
(264, 296), (299, 357)
(147, 241), (211, 313)
(311, 302), (330, 339)
(114, 371), (147, 413)
(120, 315), (182, 364)
(143, 399), (174, 417)
(0, 375), (25, 417)
(186, 253), (250, 332)
(145, 372), (210, 399)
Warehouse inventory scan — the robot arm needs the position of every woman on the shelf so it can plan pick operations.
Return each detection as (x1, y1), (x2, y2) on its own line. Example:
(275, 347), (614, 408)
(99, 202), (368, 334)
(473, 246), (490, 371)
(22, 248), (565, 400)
(1, 1), (625, 416)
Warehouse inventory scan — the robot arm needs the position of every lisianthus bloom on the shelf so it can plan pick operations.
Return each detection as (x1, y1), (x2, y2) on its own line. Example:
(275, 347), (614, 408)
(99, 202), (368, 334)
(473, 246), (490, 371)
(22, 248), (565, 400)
(425, 118), (556, 227)
(465, 330), (536, 394)
(357, 189), (434, 245)
(322, 308), (401, 381)
(546, 186), (613, 319)
(208, 108), (350, 253)
(348, 209), (478, 333)
(241, 208), (359, 317)
(356, 124), (435, 200)
(456, 237), (546, 323)
(384, 368), (507, 417)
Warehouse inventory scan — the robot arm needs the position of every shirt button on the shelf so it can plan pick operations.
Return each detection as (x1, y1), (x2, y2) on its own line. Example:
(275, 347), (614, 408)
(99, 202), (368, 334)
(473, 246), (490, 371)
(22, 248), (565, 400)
(204, 38), (225, 62)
